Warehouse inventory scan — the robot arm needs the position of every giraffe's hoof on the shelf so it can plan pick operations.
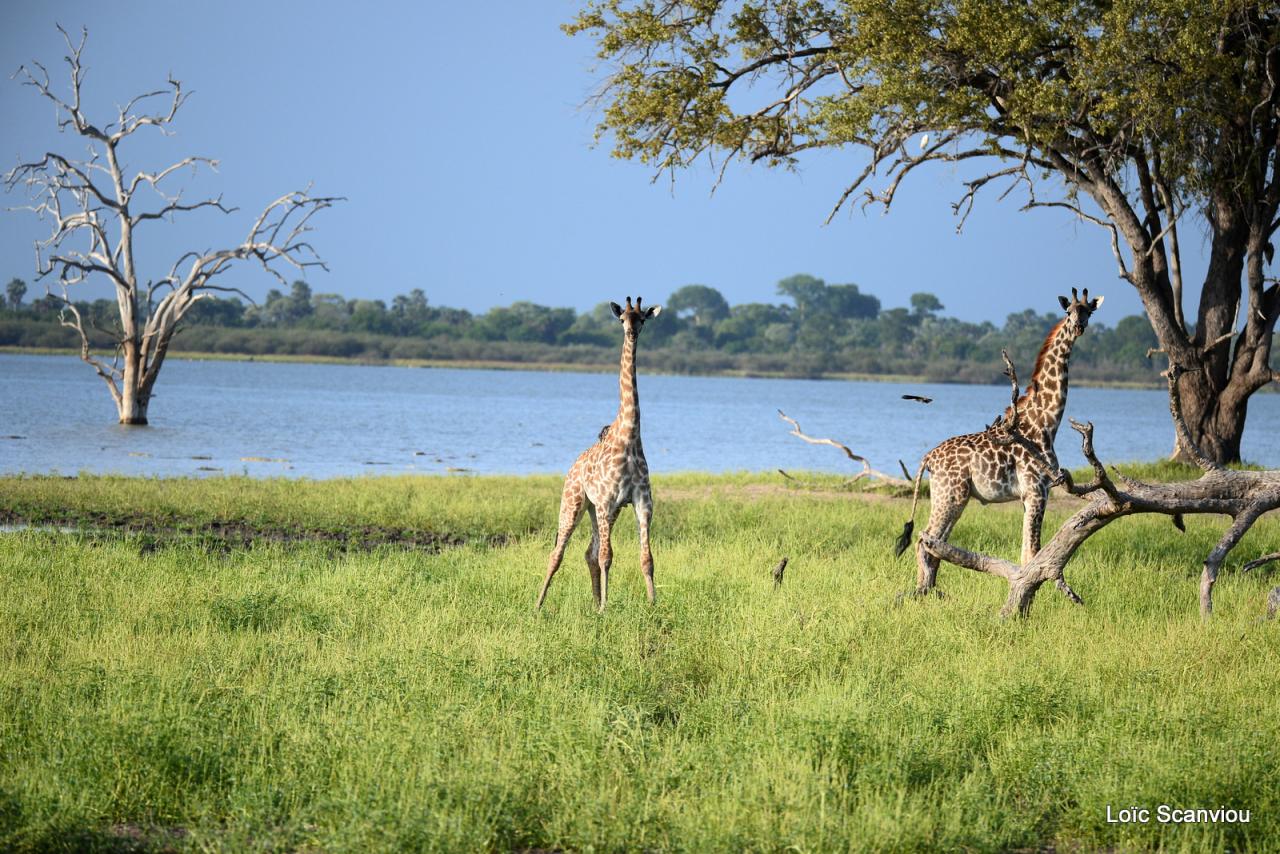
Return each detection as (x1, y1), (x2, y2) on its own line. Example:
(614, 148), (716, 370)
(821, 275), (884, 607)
(911, 587), (946, 601)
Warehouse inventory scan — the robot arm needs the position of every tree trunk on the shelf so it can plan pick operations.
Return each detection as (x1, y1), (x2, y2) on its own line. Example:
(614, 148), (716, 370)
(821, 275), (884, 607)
(1001, 580), (1045, 620)
(117, 341), (150, 426)
(1173, 367), (1249, 465)
(1162, 200), (1262, 465)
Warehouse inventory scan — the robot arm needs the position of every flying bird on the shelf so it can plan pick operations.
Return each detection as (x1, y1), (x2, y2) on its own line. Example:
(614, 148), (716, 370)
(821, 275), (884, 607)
(901, 394), (933, 404)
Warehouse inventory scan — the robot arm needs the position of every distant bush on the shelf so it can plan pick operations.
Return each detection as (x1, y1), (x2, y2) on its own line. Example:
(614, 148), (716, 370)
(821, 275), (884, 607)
(4, 275), (1268, 385)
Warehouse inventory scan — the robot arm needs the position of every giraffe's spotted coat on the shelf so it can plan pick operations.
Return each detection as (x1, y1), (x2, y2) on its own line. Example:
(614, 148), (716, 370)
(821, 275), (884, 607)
(905, 291), (1104, 594)
(536, 296), (662, 611)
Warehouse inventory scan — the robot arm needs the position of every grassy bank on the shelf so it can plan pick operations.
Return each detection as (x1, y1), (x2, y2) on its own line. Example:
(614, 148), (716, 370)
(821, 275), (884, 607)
(1, 474), (1278, 852)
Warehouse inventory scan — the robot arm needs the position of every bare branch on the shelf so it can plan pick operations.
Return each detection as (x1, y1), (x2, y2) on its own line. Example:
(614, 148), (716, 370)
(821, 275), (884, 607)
(777, 409), (911, 487)
(918, 535), (1018, 581)
(1066, 419), (1122, 500)
(132, 194), (236, 226)
(52, 291), (122, 405)
(1243, 552), (1280, 574)
(126, 155), (219, 198)
(112, 75), (187, 141)
(1019, 193), (1131, 283)
(710, 46), (835, 90)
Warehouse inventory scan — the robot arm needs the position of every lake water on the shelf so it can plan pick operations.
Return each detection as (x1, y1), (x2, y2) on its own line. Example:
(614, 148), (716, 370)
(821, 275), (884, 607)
(2, 353), (1278, 478)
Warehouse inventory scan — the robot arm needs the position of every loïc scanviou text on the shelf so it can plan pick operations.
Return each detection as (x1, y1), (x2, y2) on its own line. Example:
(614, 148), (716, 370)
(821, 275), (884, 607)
(1106, 805), (1250, 824)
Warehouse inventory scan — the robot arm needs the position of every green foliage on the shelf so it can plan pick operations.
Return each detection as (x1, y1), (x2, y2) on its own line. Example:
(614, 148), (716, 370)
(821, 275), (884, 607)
(566, 0), (1266, 206)
(470, 301), (576, 344)
(5, 278), (25, 310)
(778, 274), (880, 321)
(911, 291), (944, 318)
(1, 474), (1278, 851)
(0, 272), (1208, 384)
(666, 284), (730, 327)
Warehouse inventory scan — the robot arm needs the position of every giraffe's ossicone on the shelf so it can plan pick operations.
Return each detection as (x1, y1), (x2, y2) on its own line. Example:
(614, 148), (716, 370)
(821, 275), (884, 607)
(896, 289), (1104, 596)
(536, 295), (662, 612)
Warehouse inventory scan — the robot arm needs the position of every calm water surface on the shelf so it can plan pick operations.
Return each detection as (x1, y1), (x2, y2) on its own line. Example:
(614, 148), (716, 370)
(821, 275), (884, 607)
(3, 353), (1277, 478)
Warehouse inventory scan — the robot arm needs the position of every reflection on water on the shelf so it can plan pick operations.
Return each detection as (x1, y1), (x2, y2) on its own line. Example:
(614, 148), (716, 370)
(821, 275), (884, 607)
(3, 353), (1278, 478)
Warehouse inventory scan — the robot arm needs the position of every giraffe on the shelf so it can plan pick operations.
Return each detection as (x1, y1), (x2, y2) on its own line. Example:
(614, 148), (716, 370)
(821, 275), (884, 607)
(895, 288), (1104, 596)
(536, 295), (662, 612)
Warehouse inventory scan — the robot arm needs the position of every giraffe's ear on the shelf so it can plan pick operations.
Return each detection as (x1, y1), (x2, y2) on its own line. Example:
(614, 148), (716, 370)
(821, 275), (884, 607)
(610, 302), (623, 319)
(1089, 295), (1104, 311)
(1058, 295), (1071, 311)
(645, 305), (662, 319)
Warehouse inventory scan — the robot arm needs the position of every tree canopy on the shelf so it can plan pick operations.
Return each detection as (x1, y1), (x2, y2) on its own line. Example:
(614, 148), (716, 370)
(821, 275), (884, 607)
(6, 278), (25, 310)
(567, 0), (1280, 462)
(667, 284), (731, 325)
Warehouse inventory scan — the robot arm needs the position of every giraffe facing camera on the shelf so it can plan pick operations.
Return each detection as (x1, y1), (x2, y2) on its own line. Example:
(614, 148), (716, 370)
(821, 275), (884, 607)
(536, 295), (662, 612)
(896, 289), (1104, 596)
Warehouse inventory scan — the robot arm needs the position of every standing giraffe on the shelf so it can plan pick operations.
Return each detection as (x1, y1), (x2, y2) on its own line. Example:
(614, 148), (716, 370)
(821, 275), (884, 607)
(536, 296), (662, 611)
(896, 289), (1104, 595)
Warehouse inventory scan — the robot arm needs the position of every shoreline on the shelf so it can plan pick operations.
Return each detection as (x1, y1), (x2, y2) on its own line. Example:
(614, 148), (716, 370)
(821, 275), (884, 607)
(0, 345), (1167, 390)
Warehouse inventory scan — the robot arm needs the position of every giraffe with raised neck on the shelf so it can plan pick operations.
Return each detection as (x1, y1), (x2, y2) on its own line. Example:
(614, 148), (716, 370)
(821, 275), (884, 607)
(896, 289), (1104, 596)
(536, 296), (662, 611)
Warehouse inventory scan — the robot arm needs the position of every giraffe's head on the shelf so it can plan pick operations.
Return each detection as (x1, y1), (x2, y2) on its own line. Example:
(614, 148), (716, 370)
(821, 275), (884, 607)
(1057, 287), (1104, 338)
(610, 296), (662, 341)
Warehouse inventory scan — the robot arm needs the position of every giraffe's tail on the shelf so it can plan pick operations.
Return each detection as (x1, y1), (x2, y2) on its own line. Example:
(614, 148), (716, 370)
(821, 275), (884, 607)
(894, 460), (927, 557)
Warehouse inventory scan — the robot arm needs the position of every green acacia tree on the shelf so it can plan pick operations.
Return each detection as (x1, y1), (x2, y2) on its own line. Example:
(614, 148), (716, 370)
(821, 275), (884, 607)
(6, 278), (26, 310)
(568, 1), (1280, 462)
(666, 284), (731, 326)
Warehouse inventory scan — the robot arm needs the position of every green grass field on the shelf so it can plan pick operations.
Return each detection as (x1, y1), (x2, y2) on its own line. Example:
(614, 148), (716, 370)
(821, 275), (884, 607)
(2, 473), (1278, 852)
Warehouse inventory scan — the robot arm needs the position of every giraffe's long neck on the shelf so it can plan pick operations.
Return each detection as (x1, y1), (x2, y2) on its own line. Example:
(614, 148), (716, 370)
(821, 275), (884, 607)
(613, 332), (640, 443)
(1015, 318), (1076, 444)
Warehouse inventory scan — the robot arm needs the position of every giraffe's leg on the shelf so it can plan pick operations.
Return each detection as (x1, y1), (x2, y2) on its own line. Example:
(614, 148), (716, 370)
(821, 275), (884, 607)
(536, 482), (585, 609)
(916, 479), (969, 596)
(585, 502), (602, 608)
(595, 507), (618, 613)
(1021, 480), (1048, 566)
(634, 489), (655, 604)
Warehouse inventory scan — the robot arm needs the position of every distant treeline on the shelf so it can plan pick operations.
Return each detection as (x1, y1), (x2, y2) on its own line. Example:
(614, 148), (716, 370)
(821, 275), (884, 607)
(0, 273), (1236, 384)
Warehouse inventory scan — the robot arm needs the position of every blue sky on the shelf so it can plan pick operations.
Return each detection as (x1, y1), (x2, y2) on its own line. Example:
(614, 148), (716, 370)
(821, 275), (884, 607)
(2, 1), (1195, 323)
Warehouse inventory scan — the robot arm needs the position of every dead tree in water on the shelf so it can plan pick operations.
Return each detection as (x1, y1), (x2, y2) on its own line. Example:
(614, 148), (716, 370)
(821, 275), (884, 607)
(919, 365), (1280, 619)
(4, 27), (339, 424)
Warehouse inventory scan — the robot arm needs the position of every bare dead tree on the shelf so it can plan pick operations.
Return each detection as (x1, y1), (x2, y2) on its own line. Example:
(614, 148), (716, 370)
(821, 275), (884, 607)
(4, 27), (340, 424)
(777, 409), (913, 489)
(919, 366), (1280, 620)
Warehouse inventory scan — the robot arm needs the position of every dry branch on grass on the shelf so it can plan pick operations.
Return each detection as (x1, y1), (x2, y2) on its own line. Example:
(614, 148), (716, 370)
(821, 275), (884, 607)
(776, 410), (913, 489)
(919, 365), (1280, 620)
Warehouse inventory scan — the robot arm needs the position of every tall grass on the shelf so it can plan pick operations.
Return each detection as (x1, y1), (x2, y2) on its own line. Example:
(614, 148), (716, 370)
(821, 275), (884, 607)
(1, 475), (1278, 851)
